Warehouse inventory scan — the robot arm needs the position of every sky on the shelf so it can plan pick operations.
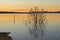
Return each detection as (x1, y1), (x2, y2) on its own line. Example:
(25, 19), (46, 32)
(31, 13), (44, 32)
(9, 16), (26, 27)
(0, 0), (60, 12)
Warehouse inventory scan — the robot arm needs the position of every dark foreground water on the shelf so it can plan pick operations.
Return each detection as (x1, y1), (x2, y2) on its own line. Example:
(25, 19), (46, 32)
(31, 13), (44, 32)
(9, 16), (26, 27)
(0, 13), (60, 40)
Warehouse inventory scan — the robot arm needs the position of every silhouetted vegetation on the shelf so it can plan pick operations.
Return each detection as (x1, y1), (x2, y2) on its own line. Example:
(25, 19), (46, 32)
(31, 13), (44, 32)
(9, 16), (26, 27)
(0, 10), (60, 14)
(25, 6), (47, 39)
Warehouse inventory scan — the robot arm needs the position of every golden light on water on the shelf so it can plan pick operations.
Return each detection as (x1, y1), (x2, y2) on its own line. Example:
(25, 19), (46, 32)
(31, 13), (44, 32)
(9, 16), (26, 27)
(0, 14), (60, 24)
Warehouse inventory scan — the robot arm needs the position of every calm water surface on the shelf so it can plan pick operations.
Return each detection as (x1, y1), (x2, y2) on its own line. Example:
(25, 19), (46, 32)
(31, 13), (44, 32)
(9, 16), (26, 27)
(0, 13), (60, 40)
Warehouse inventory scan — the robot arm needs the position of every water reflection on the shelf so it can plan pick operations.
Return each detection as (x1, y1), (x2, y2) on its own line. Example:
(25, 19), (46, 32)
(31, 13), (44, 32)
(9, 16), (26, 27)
(25, 7), (47, 40)
(0, 32), (13, 40)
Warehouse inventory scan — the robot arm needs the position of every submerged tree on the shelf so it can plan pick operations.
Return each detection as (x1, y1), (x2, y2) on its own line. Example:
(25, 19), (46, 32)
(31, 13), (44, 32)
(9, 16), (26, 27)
(25, 6), (47, 40)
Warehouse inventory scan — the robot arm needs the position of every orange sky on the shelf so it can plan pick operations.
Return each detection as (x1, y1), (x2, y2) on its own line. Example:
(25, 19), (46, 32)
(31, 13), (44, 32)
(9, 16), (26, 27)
(0, 0), (60, 12)
(0, 5), (60, 12)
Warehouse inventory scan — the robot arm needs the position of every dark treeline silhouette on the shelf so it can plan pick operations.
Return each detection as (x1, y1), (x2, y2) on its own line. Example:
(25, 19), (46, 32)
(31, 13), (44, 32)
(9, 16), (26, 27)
(24, 6), (47, 40)
(0, 11), (60, 14)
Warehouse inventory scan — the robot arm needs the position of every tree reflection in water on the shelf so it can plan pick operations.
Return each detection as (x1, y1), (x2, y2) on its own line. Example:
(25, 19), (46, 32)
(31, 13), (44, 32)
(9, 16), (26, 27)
(25, 6), (47, 40)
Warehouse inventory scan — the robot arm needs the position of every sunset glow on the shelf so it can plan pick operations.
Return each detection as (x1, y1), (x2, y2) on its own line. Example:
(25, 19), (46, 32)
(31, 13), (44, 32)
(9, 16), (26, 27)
(0, 0), (60, 12)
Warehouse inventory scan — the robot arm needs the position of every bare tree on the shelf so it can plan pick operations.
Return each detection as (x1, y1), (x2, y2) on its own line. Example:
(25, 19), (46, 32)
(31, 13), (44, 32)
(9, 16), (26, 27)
(25, 6), (47, 39)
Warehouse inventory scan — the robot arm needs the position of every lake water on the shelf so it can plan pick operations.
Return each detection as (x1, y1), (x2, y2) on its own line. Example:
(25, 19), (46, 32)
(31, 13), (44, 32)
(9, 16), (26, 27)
(0, 13), (60, 40)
